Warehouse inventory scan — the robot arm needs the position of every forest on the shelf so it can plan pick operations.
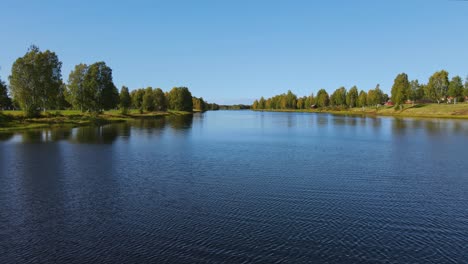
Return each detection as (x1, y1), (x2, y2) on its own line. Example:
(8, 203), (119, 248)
(0, 46), (219, 117)
(252, 71), (468, 110)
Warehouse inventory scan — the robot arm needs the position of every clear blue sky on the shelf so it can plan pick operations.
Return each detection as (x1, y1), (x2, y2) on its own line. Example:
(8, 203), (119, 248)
(0, 0), (467, 104)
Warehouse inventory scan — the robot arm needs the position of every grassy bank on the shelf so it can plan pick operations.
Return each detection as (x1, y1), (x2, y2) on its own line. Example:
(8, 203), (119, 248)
(0, 109), (193, 132)
(254, 103), (468, 119)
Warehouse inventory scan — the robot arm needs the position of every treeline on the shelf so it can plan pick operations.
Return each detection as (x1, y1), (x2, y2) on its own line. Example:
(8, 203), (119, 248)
(219, 104), (251, 110)
(252, 71), (468, 110)
(127, 87), (218, 113)
(0, 46), (218, 116)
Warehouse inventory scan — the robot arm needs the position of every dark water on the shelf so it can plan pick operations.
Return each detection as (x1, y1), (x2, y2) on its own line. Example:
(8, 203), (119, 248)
(1, 111), (468, 263)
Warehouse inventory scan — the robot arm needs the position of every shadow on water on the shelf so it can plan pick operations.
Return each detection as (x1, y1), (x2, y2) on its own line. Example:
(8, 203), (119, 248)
(0, 132), (14, 142)
(167, 114), (193, 130)
(71, 124), (127, 144)
(0, 114), (195, 144)
(391, 117), (468, 136)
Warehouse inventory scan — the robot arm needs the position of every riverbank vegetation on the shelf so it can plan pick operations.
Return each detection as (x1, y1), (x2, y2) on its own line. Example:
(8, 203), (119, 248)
(252, 71), (468, 117)
(0, 46), (219, 119)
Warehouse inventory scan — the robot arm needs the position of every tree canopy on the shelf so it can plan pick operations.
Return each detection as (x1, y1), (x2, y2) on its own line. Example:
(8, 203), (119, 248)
(426, 70), (449, 104)
(391, 73), (410, 106)
(9, 46), (63, 116)
(448, 76), (464, 103)
(315, 89), (330, 107)
(167, 87), (193, 112)
(346, 86), (359, 108)
(0, 76), (12, 109)
(119, 86), (131, 110)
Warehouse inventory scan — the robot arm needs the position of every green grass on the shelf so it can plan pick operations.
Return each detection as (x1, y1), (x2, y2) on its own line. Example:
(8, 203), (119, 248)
(254, 103), (468, 119)
(0, 109), (194, 132)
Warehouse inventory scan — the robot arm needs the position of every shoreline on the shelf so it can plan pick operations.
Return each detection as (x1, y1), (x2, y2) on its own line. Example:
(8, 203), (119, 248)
(252, 104), (468, 120)
(0, 110), (194, 132)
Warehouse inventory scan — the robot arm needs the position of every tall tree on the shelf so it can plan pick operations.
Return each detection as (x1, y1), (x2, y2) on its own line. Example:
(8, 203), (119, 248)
(410, 80), (423, 102)
(142, 87), (154, 111)
(167, 87), (193, 111)
(296, 97), (304, 109)
(315, 89), (329, 107)
(330, 87), (347, 107)
(66, 63), (88, 111)
(346, 86), (359, 108)
(367, 84), (384, 107)
(131, 89), (145, 110)
(391, 73), (410, 106)
(82, 62), (119, 112)
(464, 76), (468, 98)
(258, 96), (266, 109)
(285, 90), (297, 109)
(252, 100), (259, 110)
(192, 97), (207, 111)
(357, 90), (367, 107)
(0, 76), (12, 109)
(448, 76), (464, 103)
(119, 86), (131, 111)
(153, 88), (167, 111)
(9, 46), (63, 116)
(425, 70), (449, 104)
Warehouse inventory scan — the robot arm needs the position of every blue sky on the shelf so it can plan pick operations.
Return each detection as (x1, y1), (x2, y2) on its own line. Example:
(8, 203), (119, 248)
(0, 0), (467, 104)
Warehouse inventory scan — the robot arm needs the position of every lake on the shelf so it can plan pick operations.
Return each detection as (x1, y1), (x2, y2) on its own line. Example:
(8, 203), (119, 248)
(1, 111), (468, 263)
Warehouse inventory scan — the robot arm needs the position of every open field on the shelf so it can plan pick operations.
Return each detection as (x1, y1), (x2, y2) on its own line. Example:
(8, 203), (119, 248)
(254, 103), (468, 119)
(0, 110), (193, 132)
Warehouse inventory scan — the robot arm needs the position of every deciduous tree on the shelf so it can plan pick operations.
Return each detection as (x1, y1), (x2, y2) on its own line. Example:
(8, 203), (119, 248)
(346, 86), (358, 108)
(425, 70), (449, 104)
(9, 46), (63, 116)
(67, 63), (88, 111)
(0, 76), (12, 109)
(119, 86), (131, 111)
(167, 87), (193, 111)
(357, 90), (367, 107)
(448, 76), (464, 103)
(391, 73), (410, 106)
(316, 89), (329, 107)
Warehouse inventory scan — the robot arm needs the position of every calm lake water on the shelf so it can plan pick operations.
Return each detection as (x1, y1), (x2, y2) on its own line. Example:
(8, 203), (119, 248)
(1, 111), (468, 263)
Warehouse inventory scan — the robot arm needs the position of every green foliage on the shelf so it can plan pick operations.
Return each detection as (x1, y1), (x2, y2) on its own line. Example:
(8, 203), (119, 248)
(296, 97), (305, 109)
(285, 90), (297, 109)
(330, 87), (347, 106)
(0, 76), (12, 109)
(153, 88), (167, 111)
(448, 76), (464, 103)
(391, 73), (410, 106)
(192, 97), (207, 111)
(252, 91), (298, 110)
(346, 86), (358, 108)
(119, 86), (131, 110)
(425, 70), (449, 104)
(131, 89), (145, 110)
(367, 84), (384, 106)
(252, 100), (259, 110)
(464, 76), (468, 97)
(142, 87), (155, 111)
(258, 97), (266, 109)
(357, 90), (367, 107)
(66, 63), (88, 111)
(9, 45), (63, 117)
(316, 89), (329, 107)
(167, 87), (193, 111)
(410, 80), (424, 101)
(67, 62), (118, 112)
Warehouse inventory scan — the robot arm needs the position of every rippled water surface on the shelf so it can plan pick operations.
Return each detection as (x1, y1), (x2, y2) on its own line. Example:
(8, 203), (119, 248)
(1, 111), (468, 263)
